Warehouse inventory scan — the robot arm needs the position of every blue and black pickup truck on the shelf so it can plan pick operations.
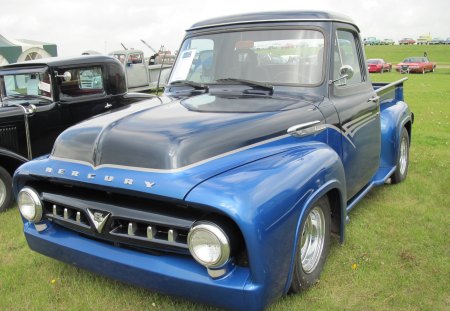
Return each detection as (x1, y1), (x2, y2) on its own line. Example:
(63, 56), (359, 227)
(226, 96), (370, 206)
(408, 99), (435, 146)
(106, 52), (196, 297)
(13, 11), (413, 311)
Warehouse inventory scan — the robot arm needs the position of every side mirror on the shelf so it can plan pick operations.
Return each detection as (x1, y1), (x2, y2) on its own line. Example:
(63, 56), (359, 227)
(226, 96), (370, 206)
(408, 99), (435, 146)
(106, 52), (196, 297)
(340, 65), (354, 80)
(54, 71), (72, 82)
(329, 65), (354, 85)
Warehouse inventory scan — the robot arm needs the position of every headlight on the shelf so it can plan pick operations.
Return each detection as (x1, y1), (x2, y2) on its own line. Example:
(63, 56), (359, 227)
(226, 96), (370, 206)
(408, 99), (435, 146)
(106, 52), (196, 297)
(18, 187), (42, 223)
(188, 222), (230, 268)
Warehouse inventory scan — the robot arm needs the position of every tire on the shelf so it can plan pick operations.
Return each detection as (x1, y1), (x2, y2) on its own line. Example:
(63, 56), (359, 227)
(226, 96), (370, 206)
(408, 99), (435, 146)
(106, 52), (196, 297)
(0, 166), (13, 212)
(290, 196), (331, 293)
(391, 128), (410, 184)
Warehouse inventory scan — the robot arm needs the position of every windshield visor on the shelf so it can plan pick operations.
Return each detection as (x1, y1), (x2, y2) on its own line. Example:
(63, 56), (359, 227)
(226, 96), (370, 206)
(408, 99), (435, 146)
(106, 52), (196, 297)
(170, 29), (325, 86)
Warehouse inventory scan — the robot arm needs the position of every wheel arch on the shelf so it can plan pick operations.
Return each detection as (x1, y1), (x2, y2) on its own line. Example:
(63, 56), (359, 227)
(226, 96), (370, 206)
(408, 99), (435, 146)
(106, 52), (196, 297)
(0, 148), (28, 176)
(380, 101), (413, 168)
(282, 181), (346, 294)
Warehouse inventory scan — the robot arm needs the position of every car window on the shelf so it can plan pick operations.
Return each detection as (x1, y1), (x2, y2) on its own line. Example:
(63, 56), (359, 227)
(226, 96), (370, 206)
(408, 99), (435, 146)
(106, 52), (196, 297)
(128, 53), (143, 64)
(1, 72), (52, 99)
(58, 66), (104, 98)
(333, 30), (363, 86)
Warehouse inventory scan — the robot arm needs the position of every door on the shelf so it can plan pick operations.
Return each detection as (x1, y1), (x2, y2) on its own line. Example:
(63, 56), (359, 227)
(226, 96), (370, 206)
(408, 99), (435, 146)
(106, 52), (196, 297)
(0, 69), (63, 159)
(125, 52), (149, 88)
(330, 27), (381, 200)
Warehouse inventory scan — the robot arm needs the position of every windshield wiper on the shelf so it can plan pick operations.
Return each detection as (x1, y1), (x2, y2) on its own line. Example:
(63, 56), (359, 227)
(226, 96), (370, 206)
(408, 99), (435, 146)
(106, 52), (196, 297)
(169, 80), (209, 92)
(215, 78), (274, 94)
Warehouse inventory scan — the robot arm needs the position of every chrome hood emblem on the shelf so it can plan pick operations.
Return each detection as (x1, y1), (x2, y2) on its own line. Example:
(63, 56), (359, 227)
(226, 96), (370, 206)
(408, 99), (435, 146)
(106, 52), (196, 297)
(86, 209), (111, 233)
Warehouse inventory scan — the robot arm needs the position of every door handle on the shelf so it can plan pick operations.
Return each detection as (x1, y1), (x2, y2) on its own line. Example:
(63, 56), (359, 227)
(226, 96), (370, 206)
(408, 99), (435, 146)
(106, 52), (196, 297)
(105, 103), (112, 109)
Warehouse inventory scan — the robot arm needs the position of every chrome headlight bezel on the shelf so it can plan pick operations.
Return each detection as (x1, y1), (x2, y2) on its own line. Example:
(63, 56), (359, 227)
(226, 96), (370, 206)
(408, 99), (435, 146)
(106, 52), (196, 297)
(17, 187), (42, 223)
(188, 222), (231, 268)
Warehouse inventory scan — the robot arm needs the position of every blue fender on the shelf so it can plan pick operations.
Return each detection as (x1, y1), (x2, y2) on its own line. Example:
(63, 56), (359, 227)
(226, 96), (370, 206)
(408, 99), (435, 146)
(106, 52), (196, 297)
(380, 101), (412, 168)
(185, 142), (346, 307)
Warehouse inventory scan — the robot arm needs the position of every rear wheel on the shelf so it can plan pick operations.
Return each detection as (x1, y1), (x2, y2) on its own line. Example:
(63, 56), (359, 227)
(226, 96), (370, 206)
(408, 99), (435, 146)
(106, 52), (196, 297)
(0, 166), (13, 212)
(291, 196), (331, 293)
(391, 128), (410, 184)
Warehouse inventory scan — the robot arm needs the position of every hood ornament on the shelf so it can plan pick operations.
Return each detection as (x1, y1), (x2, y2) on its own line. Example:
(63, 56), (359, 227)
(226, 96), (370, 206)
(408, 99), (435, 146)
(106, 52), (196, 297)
(87, 209), (111, 233)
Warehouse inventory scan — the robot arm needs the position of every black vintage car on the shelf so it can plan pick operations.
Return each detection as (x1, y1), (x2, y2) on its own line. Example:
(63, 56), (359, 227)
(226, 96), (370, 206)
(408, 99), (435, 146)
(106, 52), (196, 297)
(0, 55), (151, 211)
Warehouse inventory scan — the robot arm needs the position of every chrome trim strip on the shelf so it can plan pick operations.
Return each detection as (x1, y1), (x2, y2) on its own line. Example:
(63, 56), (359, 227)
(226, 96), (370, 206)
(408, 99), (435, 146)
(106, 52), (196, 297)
(50, 133), (291, 174)
(375, 77), (408, 94)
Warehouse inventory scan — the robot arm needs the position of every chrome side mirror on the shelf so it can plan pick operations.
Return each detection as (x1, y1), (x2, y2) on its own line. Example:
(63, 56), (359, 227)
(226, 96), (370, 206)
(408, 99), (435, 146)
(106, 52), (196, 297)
(340, 65), (354, 80)
(329, 65), (354, 85)
(54, 71), (72, 82)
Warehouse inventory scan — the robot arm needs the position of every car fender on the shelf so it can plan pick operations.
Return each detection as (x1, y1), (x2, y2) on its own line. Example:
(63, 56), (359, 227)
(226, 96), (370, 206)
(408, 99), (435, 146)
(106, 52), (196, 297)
(185, 142), (346, 305)
(0, 148), (27, 175)
(380, 100), (412, 168)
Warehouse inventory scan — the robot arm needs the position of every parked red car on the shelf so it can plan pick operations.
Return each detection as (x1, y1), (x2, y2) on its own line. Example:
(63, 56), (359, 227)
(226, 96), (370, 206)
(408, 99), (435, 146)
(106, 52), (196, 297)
(396, 57), (436, 74)
(398, 38), (416, 45)
(367, 58), (392, 73)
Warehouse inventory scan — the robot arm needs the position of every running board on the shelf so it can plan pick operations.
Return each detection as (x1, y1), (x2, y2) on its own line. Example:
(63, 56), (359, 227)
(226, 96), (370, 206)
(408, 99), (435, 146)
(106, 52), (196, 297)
(346, 166), (396, 213)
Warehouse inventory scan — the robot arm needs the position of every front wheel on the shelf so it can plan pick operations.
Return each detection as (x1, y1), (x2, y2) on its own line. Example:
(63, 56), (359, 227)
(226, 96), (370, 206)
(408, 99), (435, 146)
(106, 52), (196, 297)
(391, 128), (410, 184)
(0, 166), (13, 212)
(290, 196), (331, 293)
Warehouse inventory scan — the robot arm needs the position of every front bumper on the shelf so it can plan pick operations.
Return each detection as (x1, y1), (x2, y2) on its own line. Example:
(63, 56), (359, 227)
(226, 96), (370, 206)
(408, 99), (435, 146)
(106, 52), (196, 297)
(24, 222), (264, 311)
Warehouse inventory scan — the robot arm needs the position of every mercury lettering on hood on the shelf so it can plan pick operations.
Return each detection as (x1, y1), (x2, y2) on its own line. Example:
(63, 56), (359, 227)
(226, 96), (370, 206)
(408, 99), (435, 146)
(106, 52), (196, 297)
(52, 94), (324, 170)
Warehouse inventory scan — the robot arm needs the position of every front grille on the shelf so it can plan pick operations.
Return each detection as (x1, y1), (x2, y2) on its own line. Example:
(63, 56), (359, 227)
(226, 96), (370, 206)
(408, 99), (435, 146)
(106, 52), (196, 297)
(0, 125), (19, 152)
(37, 186), (203, 255)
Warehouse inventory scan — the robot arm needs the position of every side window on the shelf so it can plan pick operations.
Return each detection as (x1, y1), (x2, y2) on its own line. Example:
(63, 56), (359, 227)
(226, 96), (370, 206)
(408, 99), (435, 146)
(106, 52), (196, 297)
(59, 66), (104, 98)
(333, 30), (363, 85)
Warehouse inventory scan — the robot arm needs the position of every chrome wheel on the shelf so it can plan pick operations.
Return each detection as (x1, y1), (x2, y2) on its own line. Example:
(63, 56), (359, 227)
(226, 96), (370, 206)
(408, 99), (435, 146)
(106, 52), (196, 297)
(0, 178), (6, 207)
(300, 206), (325, 274)
(399, 135), (408, 175)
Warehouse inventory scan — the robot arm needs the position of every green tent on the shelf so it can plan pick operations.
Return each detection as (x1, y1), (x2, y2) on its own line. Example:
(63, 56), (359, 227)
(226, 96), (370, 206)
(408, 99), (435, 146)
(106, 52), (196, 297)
(0, 34), (57, 65)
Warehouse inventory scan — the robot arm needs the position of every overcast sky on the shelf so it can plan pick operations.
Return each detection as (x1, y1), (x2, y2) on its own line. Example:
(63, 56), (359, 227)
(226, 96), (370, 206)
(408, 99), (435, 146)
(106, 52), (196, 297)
(1, 0), (449, 57)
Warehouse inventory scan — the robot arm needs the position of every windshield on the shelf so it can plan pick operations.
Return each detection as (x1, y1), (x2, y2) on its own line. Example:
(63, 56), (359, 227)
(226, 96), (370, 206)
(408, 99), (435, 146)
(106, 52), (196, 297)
(1, 71), (52, 100)
(403, 57), (426, 63)
(368, 59), (381, 64)
(169, 29), (325, 86)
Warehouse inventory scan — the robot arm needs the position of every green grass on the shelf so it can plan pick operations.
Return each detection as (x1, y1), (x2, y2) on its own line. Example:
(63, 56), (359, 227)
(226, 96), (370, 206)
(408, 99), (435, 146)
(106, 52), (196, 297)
(365, 45), (450, 66)
(1, 46), (449, 311)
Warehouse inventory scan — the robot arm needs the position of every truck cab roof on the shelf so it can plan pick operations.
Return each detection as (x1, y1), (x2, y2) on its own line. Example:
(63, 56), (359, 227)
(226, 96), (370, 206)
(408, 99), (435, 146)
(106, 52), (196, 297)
(188, 11), (358, 31)
(0, 55), (119, 70)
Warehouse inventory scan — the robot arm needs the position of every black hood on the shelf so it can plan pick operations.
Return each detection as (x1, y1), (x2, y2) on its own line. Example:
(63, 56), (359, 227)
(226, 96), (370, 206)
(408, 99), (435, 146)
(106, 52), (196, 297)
(52, 94), (324, 170)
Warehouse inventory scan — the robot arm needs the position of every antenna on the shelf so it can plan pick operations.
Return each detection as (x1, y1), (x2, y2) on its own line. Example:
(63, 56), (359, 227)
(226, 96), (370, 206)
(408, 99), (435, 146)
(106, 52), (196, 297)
(140, 39), (158, 54)
(121, 43), (128, 50)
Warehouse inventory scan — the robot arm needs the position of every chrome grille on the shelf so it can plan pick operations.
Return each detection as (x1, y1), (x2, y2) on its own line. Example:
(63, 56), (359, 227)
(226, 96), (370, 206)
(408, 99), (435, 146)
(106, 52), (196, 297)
(39, 190), (196, 254)
(109, 218), (188, 247)
(45, 203), (91, 229)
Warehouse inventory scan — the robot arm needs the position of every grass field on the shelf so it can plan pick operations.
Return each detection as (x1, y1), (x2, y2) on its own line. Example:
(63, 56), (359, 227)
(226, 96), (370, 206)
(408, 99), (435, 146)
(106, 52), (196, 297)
(0, 45), (449, 311)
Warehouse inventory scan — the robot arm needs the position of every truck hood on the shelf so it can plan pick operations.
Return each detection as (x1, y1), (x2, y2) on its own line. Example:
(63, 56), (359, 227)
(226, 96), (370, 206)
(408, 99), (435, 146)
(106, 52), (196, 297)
(44, 93), (324, 199)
